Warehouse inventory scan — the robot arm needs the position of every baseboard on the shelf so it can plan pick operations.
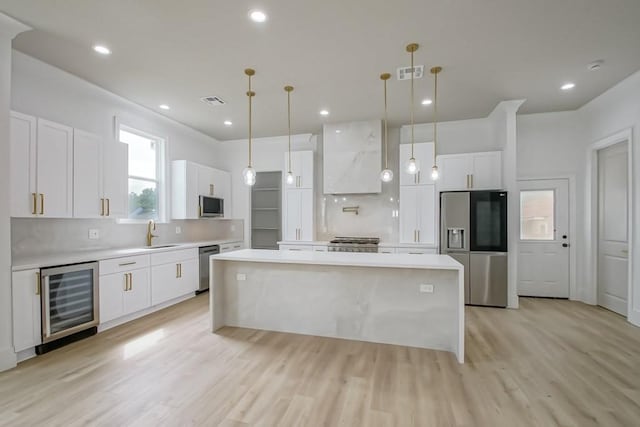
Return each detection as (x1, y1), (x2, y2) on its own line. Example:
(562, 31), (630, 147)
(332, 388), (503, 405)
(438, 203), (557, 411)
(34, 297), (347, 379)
(0, 347), (17, 373)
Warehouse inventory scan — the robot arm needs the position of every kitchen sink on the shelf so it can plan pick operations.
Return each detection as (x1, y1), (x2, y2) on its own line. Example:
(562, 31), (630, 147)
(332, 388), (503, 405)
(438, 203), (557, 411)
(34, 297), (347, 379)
(144, 244), (181, 250)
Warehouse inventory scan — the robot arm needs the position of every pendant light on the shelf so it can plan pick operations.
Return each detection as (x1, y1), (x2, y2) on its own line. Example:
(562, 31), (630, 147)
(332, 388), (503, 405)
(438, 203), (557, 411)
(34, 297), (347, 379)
(379, 73), (393, 182)
(284, 85), (295, 186)
(404, 43), (419, 175)
(242, 68), (257, 186)
(430, 66), (442, 180)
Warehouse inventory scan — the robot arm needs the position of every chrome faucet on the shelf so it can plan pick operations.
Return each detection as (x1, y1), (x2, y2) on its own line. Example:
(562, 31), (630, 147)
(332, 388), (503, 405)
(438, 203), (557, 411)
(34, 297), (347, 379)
(146, 220), (158, 247)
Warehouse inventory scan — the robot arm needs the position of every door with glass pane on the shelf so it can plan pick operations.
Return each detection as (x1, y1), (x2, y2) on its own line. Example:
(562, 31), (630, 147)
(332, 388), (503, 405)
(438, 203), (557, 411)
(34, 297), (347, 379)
(517, 179), (570, 297)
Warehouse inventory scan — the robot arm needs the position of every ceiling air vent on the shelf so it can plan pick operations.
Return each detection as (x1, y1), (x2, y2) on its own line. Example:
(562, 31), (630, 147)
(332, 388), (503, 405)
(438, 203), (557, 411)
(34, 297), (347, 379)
(201, 96), (226, 106)
(397, 65), (424, 81)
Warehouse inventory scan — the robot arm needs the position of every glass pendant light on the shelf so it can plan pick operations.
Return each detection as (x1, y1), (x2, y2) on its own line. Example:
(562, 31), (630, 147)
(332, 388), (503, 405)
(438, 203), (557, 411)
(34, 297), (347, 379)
(243, 68), (256, 186)
(404, 43), (420, 175)
(430, 66), (442, 181)
(379, 73), (393, 182)
(285, 85), (295, 186)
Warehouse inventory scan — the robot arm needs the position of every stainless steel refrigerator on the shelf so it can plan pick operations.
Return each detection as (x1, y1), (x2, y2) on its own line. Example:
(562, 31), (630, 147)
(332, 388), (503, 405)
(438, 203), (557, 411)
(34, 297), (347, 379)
(440, 191), (508, 307)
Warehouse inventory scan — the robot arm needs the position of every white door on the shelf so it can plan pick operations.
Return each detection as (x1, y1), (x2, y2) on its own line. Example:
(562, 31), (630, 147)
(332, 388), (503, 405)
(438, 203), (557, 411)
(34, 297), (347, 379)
(291, 151), (314, 189)
(73, 129), (103, 218)
(197, 164), (216, 196)
(298, 189), (314, 241)
(518, 179), (570, 297)
(598, 142), (629, 315)
(103, 141), (129, 218)
(99, 273), (126, 323)
(399, 143), (434, 186)
(178, 258), (199, 294)
(437, 154), (469, 191)
(417, 185), (436, 244)
(12, 269), (42, 352)
(36, 119), (74, 218)
(284, 189), (302, 241)
(124, 268), (151, 314)
(470, 152), (502, 190)
(10, 112), (37, 217)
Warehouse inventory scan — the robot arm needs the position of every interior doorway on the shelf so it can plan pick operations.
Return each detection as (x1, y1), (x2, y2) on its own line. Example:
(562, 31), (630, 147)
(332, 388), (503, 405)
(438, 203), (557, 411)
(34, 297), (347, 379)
(517, 178), (570, 298)
(597, 142), (630, 315)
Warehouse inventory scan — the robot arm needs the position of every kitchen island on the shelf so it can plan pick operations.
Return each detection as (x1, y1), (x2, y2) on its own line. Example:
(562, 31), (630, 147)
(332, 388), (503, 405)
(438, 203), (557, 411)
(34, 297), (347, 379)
(210, 249), (464, 363)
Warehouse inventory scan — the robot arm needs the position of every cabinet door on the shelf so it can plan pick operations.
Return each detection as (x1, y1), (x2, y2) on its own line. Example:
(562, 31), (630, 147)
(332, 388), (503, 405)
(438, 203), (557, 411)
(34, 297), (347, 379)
(177, 258), (198, 295)
(470, 151), (502, 190)
(103, 141), (129, 218)
(10, 112), (37, 217)
(283, 189), (302, 241)
(437, 155), (470, 191)
(99, 273), (126, 323)
(124, 268), (151, 315)
(294, 151), (314, 189)
(211, 168), (232, 217)
(399, 142), (434, 186)
(151, 263), (177, 306)
(298, 189), (314, 241)
(399, 186), (419, 243)
(12, 269), (42, 352)
(197, 164), (216, 196)
(73, 129), (103, 218)
(417, 184), (436, 245)
(37, 119), (74, 218)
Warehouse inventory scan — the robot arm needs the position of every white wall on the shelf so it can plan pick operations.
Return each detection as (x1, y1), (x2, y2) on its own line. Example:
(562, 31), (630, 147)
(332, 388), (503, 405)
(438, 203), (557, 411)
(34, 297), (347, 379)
(579, 69), (640, 326)
(400, 117), (496, 154)
(0, 14), (31, 372)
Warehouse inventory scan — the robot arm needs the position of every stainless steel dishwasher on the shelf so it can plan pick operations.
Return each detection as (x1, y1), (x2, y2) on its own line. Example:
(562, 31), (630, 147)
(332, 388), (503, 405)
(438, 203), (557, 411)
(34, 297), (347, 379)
(198, 245), (220, 293)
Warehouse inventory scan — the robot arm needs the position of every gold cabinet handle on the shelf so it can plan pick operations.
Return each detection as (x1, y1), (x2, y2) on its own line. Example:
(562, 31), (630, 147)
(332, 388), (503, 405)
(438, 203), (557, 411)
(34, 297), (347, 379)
(417, 230), (420, 242)
(180, 263), (182, 278)
(106, 198), (110, 216)
(176, 263), (180, 278)
(210, 184), (214, 196)
(199, 203), (203, 217)
(39, 193), (44, 215)
(36, 272), (41, 295)
(100, 198), (105, 216)
(470, 174), (474, 188)
(124, 273), (129, 291)
(129, 273), (133, 291)
(32, 193), (37, 215)
(418, 171), (421, 184)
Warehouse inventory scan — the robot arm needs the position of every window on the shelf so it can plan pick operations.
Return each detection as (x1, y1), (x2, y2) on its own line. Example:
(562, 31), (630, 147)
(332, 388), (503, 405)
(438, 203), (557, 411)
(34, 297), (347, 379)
(520, 190), (554, 240)
(119, 125), (166, 221)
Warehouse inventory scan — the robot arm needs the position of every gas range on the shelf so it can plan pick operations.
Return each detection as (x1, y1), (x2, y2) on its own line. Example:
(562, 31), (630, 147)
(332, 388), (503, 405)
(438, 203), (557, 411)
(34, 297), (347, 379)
(328, 237), (380, 253)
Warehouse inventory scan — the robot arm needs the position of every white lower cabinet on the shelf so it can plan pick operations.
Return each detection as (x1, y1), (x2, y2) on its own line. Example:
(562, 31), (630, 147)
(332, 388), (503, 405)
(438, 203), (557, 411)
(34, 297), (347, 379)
(395, 247), (438, 255)
(279, 244), (314, 252)
(220, 241), (244, 253)
(99, 268), (151, 323)
(12, 269), (42, 353)
(151, 250), (198, 306)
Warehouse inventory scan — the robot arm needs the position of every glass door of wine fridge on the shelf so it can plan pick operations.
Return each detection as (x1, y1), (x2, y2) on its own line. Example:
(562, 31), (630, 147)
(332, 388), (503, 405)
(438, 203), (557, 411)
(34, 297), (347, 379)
(40, 262), (99, 344)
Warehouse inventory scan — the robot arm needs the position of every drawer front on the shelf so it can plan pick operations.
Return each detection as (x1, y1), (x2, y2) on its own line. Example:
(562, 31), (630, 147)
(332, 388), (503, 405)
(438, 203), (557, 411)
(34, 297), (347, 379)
(220, 241), (243, 253)
(395, 247), (437, 255)
(151, 248), (198, 266)
(279, 244), (313, 252)
(378, 248), (397, 254)
(99, 254), (150, 275)
(312, 245), (328, 252)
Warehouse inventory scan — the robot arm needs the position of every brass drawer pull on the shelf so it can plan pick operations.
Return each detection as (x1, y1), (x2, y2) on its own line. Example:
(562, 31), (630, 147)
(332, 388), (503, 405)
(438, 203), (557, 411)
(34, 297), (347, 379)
(32, 193), (37, 215)
(119, 261), (137, 267)
(39, 193), (44, 215)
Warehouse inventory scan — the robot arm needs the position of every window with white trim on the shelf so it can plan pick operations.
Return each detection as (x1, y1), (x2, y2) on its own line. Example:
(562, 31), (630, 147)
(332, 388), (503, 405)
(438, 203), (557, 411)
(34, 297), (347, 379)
(119, 125), (166, 221)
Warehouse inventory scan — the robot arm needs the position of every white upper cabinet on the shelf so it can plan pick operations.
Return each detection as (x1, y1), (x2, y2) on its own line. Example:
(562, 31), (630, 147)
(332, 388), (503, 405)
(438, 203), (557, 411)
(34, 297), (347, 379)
(10, 112), (37, 217)
(437, 151), (502, 191)
(284, 151), (314, 189)
(11, 113), (74, 218)
(172, 160), (231, 219)
(323, 120), (382, 194)
(73, 130), (129, 219)
(399, 142), (435, 186)
(283, 188), (314, 241)
(399, 185), (436, 245)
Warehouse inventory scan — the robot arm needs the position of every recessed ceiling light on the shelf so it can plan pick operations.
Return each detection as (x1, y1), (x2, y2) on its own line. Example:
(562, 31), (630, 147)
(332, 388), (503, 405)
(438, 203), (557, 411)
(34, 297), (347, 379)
(335, 130), (341, 133)
(249, 10), (267, 23)
(319, 109), (330, 116)
(561, 83), (575, 91)
(224, 120), (233, 126)
(421, 98), (433, 105)
(159, 104), (170, 110)
(93, 45), (111, 55)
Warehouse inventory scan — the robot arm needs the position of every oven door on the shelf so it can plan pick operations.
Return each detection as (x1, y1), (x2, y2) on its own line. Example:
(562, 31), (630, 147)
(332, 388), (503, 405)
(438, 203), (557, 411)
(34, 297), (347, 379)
(41, 262), (99, 343)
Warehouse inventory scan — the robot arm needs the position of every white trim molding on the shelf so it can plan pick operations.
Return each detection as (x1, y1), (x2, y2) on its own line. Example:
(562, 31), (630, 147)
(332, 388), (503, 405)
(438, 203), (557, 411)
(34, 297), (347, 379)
(586, 128), (636, 326)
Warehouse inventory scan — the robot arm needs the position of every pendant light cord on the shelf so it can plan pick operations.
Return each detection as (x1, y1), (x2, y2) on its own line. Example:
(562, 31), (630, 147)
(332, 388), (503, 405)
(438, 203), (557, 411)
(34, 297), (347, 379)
(383, 76), (389, 169)
(288, 88), (292, 172)
(247, 73), (253, 168)
(410, 49), (415, 158)
(433, 69), (438, 156)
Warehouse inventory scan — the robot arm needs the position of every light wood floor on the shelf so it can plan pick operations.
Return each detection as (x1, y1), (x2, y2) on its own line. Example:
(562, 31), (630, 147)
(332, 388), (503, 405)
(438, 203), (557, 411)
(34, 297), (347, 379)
(1, 295), (639, 426)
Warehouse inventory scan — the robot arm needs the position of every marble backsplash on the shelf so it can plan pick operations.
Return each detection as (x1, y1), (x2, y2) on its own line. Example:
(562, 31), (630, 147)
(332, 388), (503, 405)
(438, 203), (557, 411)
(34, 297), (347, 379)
(11, 217), (244, 258)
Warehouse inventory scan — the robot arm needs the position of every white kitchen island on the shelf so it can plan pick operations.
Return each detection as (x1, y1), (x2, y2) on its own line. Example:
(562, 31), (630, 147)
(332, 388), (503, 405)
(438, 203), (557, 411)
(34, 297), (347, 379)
(210, 249), (464, 363)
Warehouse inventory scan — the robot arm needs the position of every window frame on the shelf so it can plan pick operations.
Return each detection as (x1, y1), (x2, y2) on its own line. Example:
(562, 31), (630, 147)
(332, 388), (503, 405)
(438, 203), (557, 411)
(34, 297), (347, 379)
(519, 188), (556, 241)
(116, 120), (168, 224)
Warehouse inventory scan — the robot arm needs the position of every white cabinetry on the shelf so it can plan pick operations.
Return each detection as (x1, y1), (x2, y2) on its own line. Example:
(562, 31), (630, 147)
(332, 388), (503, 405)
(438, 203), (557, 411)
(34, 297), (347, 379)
(399, 185), (436, 244)
(151, 248), (198, 305)
(73, 130), (128, 218)
(399, 142), (435, 186)
(10, 112), (73, 218)
(99, 255), (151, 323)
(284, 151), (314, 189)
(220, 241), (244, 253)
(283, 188), (314, 241)
(172, 160), (232, 219)
(12, 269), (42, 353)
(437, 151), (502, 191)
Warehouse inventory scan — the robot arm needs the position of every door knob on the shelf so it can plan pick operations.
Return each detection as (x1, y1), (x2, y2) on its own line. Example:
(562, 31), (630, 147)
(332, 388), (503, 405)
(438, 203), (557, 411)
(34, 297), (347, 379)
(562, 243), (569, 248)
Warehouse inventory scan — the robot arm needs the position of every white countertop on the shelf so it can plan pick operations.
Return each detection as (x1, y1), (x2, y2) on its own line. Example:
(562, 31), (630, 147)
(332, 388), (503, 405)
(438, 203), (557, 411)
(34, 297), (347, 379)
(277, 240), (330, 246)
(211, 249), (462, 270)
(277, 240), (436, 249)
(12, 239), (243, 271)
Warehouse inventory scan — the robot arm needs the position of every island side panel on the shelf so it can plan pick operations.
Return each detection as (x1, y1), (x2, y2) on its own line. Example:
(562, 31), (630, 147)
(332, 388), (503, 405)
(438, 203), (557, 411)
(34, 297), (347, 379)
(210, 258), (227, 331)
(218, 261), (461, 359)
(456, 267), (464, 363)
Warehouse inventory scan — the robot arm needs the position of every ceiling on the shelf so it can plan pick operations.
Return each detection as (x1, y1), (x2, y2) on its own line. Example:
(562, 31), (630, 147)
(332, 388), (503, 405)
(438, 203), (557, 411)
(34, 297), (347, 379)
(2, 0), (640, 140)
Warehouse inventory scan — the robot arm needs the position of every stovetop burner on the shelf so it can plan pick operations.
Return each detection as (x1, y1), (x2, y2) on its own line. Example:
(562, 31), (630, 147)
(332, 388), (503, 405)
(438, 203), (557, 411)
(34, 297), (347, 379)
(329, 237), (380, 244)
(328, 237), (380, 253)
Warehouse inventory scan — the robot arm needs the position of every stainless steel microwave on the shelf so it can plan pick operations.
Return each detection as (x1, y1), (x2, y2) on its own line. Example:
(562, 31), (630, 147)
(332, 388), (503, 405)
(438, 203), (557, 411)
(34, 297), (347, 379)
(199, 195), (224, 217)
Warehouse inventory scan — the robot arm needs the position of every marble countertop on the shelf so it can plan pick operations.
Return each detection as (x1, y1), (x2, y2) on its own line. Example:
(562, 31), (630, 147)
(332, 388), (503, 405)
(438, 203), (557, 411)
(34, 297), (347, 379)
(211, 249), (462, 271)
(12, 238), (243, 271)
